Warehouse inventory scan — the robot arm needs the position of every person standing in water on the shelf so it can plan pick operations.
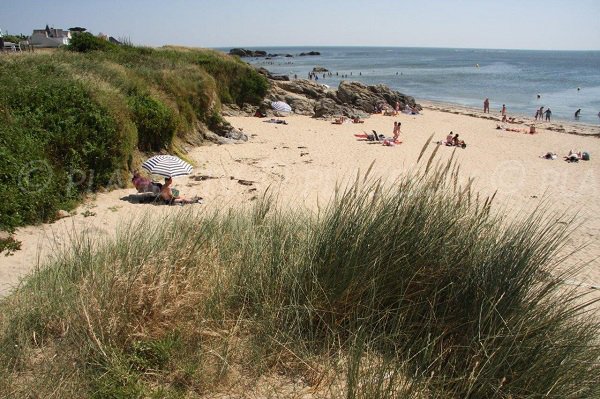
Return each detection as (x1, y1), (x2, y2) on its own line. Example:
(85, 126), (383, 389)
(574, 109), (581, 119)
(483, 98), (490, 113)
(545, 108), (552, 121)
(501, 104), (506, 116)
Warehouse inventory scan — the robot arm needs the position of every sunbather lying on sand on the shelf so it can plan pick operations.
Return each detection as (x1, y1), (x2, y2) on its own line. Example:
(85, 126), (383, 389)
(402, 105), (420, 115)
(564, 150), (590, 163)
(496, 124), (529, 133)
(353, 130), (400, 144)
(264, 118), (288, 125)
(540, 152), (558, 160)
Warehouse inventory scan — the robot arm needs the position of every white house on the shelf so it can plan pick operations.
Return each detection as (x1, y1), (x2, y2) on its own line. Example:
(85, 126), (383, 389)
(29, 25), (71, 48)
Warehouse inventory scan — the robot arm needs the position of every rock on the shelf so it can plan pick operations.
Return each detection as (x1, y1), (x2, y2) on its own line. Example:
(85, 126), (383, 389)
(284, 95), (316, 116)
(229, 48), (267, 57)
(272, 79), (329, 100)
(336, 81), (420, 113)
(221, 104), (243, 117)
(298, 51), (321, 56)
(204, 131), (236, 145)
(225, 129), (248, 141)
(271, 74), (290, 81)
(314, 98), (358, 118)
(336, 81), (382, 113)
(368, 84), (418, 110)
(266, 53), (294, 58)
(312, 66), (329, 73)
(56, 210), (70, 219)
(255, 67), (289, 81)
(221, 103), (257, 117)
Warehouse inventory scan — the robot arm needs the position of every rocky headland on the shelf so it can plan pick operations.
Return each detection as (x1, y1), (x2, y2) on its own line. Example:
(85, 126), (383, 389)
(229, 48), (320, 58)
(223, 70), (420, 120)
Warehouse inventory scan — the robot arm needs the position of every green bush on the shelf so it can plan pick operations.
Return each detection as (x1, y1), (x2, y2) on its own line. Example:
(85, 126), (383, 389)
(129, 94), (177, 151)
(67, 32), (118, 53)
(0, 45), (268, 230)
(0, 64), (125, 230)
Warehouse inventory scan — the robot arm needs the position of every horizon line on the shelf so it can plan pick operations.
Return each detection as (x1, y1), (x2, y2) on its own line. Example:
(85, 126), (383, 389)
(205, 44), (600, 52)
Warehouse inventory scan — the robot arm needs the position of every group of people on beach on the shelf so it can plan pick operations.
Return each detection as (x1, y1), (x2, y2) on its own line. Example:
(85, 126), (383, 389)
(485, 99), (555, 122)
(540, 150), (590, 163)
(332, 115), (364, 124)
(132, 171), (201, 205)
(440, 131), (466, 148)
(534, 106), (552, 121)
(485, 98), (597, 122)
(375, 101), (420, 116)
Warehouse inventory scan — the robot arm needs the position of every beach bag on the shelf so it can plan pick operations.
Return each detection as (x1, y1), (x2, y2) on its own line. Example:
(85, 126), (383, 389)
(581, 152), (590, 161)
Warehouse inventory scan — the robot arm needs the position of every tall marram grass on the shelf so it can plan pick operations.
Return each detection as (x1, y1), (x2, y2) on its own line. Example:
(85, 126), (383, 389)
(0, 153), (598, 398)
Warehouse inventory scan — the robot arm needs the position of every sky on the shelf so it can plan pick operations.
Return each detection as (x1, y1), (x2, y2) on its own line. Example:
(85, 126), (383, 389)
(2, 0), (600, 50)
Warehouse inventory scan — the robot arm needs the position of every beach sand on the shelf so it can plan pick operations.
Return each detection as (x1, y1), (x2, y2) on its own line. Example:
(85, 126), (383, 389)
(1, 104), (599, 302)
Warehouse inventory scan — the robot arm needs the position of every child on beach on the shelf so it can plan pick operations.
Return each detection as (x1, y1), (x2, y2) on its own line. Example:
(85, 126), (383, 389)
(393, 121), (402, 142)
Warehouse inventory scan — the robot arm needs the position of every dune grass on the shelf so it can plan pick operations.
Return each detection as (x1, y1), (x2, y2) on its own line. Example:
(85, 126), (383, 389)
(0, 153), (598, 398)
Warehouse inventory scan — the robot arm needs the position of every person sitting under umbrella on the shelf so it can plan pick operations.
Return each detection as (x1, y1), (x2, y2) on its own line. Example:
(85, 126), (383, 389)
(132, 170), (161, 194)
(160, 177), (198, 204)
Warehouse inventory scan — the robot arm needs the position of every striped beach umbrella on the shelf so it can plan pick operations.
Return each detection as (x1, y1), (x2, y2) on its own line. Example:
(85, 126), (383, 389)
(141, 155), (193, 178)
(271, 101), (292, 113)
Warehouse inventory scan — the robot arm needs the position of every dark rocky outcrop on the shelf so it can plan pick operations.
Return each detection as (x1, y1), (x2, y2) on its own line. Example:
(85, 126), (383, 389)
(368, 83), (418, 110)
(255, 67), (290, 81)
(228, 69), (420, 119)
(229, 48), (267, 57)
(336, 81), (419, 114)
(274, 79), (329, 99)
(266, 53), (294, 58)
(312, 66), (329, 73)
(299, 51), (321, 56)
(313, 98), (368, 118)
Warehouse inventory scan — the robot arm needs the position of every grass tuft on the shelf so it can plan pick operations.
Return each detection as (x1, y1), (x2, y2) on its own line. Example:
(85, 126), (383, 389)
(0, 155), (598, 397)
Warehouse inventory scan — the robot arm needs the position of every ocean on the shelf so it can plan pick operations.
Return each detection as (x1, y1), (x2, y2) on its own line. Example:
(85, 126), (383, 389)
(222, 46), (600, 125)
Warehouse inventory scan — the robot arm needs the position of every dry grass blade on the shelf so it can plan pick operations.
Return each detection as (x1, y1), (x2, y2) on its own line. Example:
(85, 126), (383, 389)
(416, 133), (435, 164)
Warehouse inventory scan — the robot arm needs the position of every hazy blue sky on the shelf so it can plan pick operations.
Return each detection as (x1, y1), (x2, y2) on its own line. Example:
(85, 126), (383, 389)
(2, 0), (599, 50)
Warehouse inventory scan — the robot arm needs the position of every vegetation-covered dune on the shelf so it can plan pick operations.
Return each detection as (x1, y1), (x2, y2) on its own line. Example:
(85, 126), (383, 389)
(0, 157), (598, 398)
(0, 34), (268, 231)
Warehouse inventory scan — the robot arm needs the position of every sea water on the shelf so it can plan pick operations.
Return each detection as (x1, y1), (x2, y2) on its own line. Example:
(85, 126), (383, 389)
(223, 46), (600, 125)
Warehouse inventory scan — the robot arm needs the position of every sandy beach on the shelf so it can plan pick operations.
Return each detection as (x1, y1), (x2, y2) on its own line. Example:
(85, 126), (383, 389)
(2, 104), (599, 300)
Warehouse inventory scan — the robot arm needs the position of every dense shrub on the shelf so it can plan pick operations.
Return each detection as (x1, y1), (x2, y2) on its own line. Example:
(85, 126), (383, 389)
(129, 94), (177, 151)
(67, 32), (118, 52)
(0, 62), (125, 230)
(0, 45), (268, 230)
